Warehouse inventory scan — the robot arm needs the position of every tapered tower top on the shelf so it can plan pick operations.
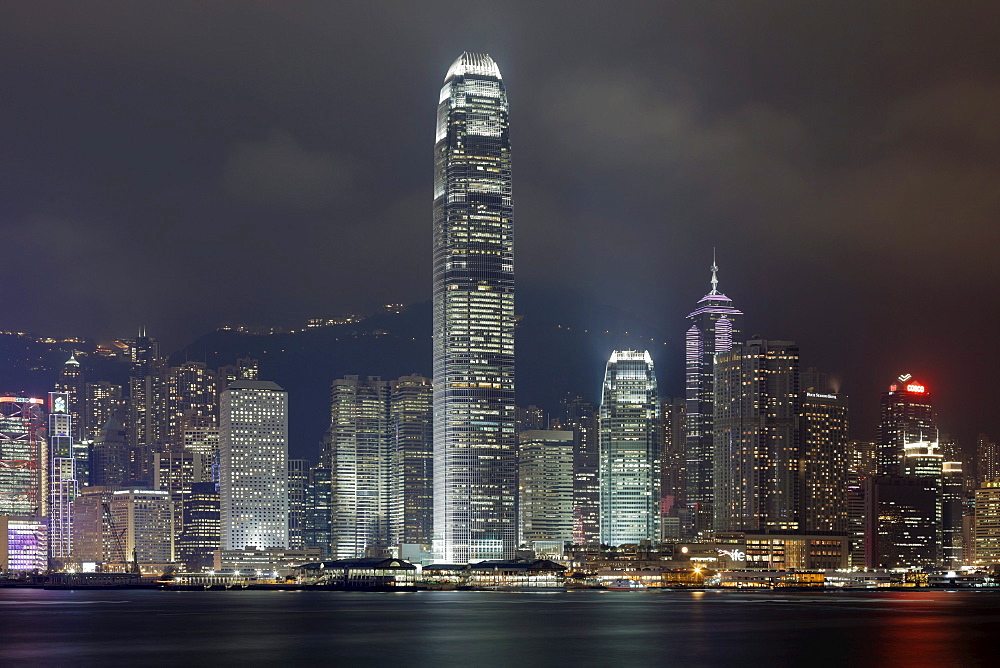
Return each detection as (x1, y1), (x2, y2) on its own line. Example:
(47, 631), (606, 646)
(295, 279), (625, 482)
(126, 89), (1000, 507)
(445, 52), (502, 82)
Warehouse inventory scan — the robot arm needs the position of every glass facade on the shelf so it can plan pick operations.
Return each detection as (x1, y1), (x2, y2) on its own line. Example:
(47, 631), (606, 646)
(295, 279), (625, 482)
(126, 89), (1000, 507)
(599, 351), (660, 546)
(685, 260), (742, 533)
(0, 397), (46, 517)
(877, 376), (936, 476)
(433, 52), (516, 562)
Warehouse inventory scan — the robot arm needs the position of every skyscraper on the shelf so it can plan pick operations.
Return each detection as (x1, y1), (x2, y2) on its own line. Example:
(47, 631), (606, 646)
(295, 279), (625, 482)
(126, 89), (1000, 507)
(166, 362), (218, 448)
(599, 350), (660, 546)
(389, 375), (433, 546)
(685, 256), (743, 533)
(0, 396), (46, 517)
(976, 433), (999, 484)
(433, 52), (515, 562)
(798, 391), (849, 532)
(287, 458), (309, 550)
(326, 375), (390, 559)
(55, 353), (85, 441)
(713, 339), (800, 532)
(518, 430), (574, 545)
(219, 380), (288, 551)
(557, 395), (600, 545)
(877, 374), (935, 476)
(129, 334), (168, 482)
(48, 392), (79, 564)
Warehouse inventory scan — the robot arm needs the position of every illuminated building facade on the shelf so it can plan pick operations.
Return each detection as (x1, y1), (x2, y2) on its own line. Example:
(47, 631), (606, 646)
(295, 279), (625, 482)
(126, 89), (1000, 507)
(153, 450), (206, 560)
(219, 380), (288, 550)
(877, 375), (935, 476)
(974, 480), (1000, 567)
(864, 474), (938, 568)
(389, 375), (433, 545)
(71, 486), (116, 564)
(48, 391), (79, 563)
(713, 340), (800, 532)
(518, 430), (574, 545)
(167, 362), (218, 448)
(327, 375), (390, 558)
(129, 335), (168, 476)
(177, 482), (220, 571)
(89, 417), (144, 489)
(941, 460), (965, 568)
(55, 353), (85, 441)
(661, 397), (687, 538)
(304, 465), (333, 559)
(0, 396), (46, 517)
(599, 350), (661, 546)
(976, 434), (999, 484)
(110, 489), (173, 565)
(287, 458), (309, 550)
(433, 52), (515, 562)
(685, 257), (743, 533)
(0, 517), (48, 572)
(558, 395), (600, 545)
(799, 391), (848, 532)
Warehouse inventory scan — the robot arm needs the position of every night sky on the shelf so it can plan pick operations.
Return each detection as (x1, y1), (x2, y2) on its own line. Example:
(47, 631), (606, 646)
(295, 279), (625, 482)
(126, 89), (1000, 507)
(2, 2), (999, 446)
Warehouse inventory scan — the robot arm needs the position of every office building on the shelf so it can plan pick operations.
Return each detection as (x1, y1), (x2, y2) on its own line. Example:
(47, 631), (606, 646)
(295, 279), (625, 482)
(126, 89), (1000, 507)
(974, 480), (1000, 567)
(326, 375), (390, 558)
(713, 340), (800, 532)
(219, 380), (289, 551)
(167, 362), (218, 447)
(153, 450), (206, 560)
(661, 397), (686, 538)
(799, 391), (849, 532)
(128, 334), (168, 476)
(71, 486), (116, 564)
(55, 353), (85, 441)
(864, 475), (938, 568)
(48, 392), (79, 564)
(177, 482), (220, 571)
(110, 489), (173, 566)
(518, 430), (574, 545)
(558, 395), (600, 545)
(90, 416), (145, 489)
(941, 460), (965, 568)
(433, 52), (516, 562)
(877, 374), (935, 476)
(389, 375), (433, 545)
(1, 516), (48, 572)
(304, 465), (333, 559)
(288, 458), (309, 550)
(685, 255), (743, 534)
(599, 350), (661, 546)
(0, 396), (46, 517)
(977, 434), (999, 484)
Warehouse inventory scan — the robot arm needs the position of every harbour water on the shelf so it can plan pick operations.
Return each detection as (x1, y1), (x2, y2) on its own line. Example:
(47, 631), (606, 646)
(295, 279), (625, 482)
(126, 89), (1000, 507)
(1, 589), (997, 666)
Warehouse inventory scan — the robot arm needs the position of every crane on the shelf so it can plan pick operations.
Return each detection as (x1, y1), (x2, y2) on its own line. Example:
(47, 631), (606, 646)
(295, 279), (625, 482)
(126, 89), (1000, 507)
(102, 502), (141, 574)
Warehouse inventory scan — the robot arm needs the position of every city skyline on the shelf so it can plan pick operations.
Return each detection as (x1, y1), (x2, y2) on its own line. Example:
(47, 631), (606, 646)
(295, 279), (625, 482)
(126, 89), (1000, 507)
(2, 2), (999, 457)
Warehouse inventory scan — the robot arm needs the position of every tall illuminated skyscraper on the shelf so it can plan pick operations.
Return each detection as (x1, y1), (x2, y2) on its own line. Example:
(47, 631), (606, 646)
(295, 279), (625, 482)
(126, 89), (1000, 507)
(219, 380), (288, 551)
(48, 392), (79, 564)
(685, 255), (742, 533)
(599, 351), (660, 546)
(433, 52), (515, 562)
(0, 396), (46, 517)
(877, 374), (935, 476)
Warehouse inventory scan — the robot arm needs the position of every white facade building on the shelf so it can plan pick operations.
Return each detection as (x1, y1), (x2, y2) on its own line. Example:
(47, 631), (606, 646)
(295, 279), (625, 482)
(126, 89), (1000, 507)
(220, 380), (288, 550)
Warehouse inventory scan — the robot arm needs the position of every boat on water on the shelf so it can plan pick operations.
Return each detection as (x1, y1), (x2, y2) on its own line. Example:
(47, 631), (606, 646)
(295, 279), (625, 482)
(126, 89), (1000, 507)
(605, 579), (647, 591)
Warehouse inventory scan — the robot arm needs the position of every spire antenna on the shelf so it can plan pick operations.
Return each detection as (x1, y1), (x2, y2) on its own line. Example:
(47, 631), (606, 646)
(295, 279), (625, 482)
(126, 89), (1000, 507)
(709, 248), (719, 295)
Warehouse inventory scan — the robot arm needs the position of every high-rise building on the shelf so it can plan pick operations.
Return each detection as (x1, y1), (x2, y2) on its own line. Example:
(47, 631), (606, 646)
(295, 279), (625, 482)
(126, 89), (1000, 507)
(177, 481), (220, 572)
(110, 489), (173, 566)
(877, 374), (935, 476)
(599, 350), (660, 546)
(153, 450), (206, 560)
(287, 458), (309, 550)
(90, 416), (145, 489)
(799, 391), (849, 532)
(128, 334), (168, 481)
(326, 375), (390, 559)
(516, 405), (547, 433)
(304, 465), (333, 559)
(518, 430), (574, 545)
(847, 440), (877, 476)
(0, 517), (48, 573)
(167, 362), (218, 448)
(661, 397), (686, 537)
(217, 357), (259, 395)
(71, 486), (116, 564)
(864, 475), (939, 568)
(433, 52), (515, 562)
(0, 396), (46, 517)
(685, 256), (743, 534)
(219, 380), (288, 551)
(558, 395), (600, 545)
(389, 375), (433, 546)
(942, 460), (965, 568)
(846, 475), (867, 568)
(48, 392), (79, 565)
(974, 479), (1000, 567)
(713, 340), (800, 532)
(55, 353), (85, 441)
(976, 434), (999, 484)
(81, 381), (122, 484)
(182, 426), (220, 483)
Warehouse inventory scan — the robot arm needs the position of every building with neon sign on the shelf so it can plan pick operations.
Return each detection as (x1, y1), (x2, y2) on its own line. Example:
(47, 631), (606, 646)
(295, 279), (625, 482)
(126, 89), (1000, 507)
(432, 52), (516, 562)
(48, 391), (79, 565)
(685, 255), (743, 534)
(877, 374), (936, 476)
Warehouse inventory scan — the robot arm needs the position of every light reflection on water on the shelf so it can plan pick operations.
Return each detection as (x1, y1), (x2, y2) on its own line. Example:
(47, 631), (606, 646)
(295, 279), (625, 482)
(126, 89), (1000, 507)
(0, 589), (996, 666)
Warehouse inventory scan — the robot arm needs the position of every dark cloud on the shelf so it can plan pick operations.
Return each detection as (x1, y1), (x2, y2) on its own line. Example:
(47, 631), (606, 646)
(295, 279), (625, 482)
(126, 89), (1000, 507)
(1, 1), (999, 445)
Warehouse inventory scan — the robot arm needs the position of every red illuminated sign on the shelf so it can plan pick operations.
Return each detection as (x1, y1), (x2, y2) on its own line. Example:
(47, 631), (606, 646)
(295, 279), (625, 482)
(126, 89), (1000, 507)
(906, 383), (926, 393)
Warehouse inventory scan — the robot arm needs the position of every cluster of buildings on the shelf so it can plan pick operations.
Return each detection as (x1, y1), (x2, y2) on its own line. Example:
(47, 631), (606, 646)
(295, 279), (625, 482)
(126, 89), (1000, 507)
(3, 52), (1000, 585)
